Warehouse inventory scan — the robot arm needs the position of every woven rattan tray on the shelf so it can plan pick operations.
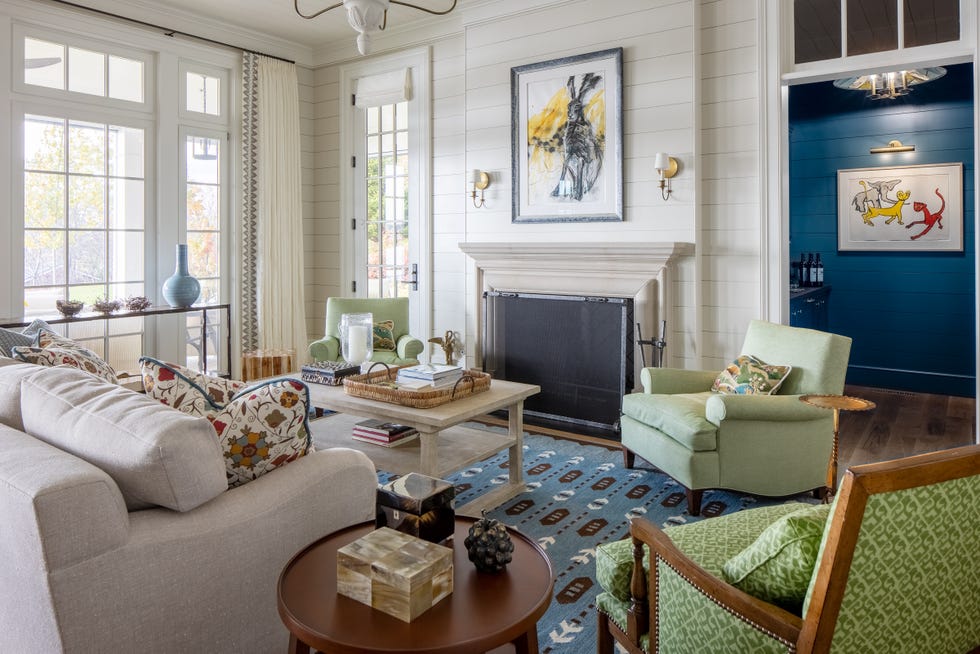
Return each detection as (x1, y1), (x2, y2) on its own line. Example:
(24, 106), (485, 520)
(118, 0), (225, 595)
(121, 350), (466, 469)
(343, 363), (491, 408)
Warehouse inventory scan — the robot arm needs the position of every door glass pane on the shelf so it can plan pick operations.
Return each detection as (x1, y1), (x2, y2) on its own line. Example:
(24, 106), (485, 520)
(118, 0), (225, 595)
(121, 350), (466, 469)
(186, 72), (221, 116)
(25, 38), (64, 89)
(847, 0), (897, 56)
(187, 231), (219, 279)
(25, 115), (65, 172)
(904, 0), (959, 47)
(68, 47), (106, 96)
(108, 55), (144, 102)
(186, 137), (220, 183)
(187, 184), (220, 230)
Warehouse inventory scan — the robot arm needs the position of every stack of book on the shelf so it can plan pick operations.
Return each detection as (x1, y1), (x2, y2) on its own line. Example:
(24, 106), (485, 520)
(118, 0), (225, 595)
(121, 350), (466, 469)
(351, 419), (419, 447)
(301, 360), (361, 386)
(395, 364), (463, 390)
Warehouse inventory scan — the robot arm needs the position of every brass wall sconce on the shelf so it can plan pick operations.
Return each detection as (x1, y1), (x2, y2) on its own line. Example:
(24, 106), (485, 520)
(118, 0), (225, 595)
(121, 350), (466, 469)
(470, 169), (490, 208)
(870, 139), (916, 154)
(654, 152), (678, 201)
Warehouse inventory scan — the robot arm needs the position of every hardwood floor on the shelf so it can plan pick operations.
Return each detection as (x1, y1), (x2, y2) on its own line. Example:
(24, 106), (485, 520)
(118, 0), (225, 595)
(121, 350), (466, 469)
(838, 385), (977, 473)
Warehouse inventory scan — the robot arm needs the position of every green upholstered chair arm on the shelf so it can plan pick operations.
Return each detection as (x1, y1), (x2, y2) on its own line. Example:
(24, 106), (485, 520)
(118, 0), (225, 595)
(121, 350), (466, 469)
(629, 517), (803, 653)
(704, 394), (830, 425)
(640, 367), (717, 394)
(396, 334), (424, 360)
(308, 335), (340, 362)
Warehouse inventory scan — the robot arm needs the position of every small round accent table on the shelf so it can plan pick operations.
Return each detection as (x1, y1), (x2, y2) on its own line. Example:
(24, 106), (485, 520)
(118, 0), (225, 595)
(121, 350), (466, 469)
(800, 394), (876, 498)
(277, 516), (554, 654)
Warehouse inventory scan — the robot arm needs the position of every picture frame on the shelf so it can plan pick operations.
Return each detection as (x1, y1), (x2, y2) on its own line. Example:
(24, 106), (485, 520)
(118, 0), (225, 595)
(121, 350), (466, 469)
(511, 47), (623, 223)
(837, 163), (963, 251)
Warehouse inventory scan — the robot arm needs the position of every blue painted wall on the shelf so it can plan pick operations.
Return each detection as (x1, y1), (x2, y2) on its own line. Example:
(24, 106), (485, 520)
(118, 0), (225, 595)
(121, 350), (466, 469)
(789, 63), (975, 396)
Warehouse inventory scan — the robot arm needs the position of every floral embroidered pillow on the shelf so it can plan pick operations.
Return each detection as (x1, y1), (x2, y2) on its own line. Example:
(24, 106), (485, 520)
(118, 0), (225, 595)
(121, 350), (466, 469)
(140, 357), (223, 416)
(373, 320), (396, 351)
(712, 354), (792, 395)
(12, 329), (118, 384)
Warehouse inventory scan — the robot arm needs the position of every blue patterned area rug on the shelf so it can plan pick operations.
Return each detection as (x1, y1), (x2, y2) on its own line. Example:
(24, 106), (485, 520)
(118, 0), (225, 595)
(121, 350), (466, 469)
(370, 425), (816, 654)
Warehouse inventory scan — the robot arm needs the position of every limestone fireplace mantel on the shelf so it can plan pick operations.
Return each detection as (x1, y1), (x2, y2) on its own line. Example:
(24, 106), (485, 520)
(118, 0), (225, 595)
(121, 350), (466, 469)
(459, 241), (694, 374)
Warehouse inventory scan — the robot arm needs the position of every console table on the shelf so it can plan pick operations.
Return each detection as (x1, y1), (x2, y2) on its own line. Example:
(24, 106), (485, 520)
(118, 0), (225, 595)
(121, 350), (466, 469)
(0, 304), (231, 376)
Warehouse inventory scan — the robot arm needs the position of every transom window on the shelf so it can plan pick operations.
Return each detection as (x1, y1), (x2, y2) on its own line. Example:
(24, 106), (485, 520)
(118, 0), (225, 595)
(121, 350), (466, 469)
(24, 36), (144, 103)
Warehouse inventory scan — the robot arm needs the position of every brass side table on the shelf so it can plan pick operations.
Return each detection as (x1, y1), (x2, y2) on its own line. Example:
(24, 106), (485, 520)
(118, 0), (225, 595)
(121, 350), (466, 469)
(800, 394), (876, 498)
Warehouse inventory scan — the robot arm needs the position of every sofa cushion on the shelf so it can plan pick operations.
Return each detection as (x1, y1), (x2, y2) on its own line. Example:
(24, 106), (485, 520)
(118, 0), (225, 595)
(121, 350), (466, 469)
(621, 392), (717, 451)
(0, 360), (46, 431)
(19, 365), (227, 511)
(712, 354), (792, 396)
(12, 329), (118, 384)
(373, 320), (396, 351)
(721, 503), (831, 612)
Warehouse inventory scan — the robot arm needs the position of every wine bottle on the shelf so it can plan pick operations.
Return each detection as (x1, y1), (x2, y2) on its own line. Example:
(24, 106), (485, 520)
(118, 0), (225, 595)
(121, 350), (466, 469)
(800, 253), (809, 287)
(806, 253), (814, 287)
(815, 253), (824, 287)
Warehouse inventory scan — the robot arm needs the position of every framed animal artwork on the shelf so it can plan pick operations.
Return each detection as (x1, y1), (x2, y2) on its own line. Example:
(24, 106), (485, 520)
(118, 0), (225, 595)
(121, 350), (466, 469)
(837, 163), (963, 251)
(510, 48), (623, 223)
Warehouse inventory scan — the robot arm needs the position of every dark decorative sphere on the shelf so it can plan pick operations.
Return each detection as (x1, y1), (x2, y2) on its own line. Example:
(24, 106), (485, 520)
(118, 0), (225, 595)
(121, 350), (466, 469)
(464, 516), (514, 573)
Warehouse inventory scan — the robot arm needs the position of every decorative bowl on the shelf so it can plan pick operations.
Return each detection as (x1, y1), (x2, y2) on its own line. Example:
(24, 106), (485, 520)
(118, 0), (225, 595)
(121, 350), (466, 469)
(125, 295), (152, 311)
(93, 297), (123, 314)
(56, 300), (84, 317)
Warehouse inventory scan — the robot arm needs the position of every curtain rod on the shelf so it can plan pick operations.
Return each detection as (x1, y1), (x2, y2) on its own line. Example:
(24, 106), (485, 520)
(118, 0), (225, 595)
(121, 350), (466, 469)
(45, 0), (297, 64)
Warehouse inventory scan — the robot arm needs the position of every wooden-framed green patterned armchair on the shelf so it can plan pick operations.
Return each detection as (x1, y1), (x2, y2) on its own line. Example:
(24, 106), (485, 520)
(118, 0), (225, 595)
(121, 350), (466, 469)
(307, 297), (424, 366)
(621, 320), (852, 516)
(595, 445), (980, 653)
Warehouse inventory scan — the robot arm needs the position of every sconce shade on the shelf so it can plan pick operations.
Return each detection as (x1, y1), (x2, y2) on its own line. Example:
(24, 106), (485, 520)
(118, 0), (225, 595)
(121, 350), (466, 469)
(654, 152), (669, 172)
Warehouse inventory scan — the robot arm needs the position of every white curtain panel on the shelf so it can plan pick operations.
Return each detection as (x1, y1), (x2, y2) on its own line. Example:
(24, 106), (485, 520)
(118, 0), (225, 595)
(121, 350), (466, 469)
(254, 56), (308, 364)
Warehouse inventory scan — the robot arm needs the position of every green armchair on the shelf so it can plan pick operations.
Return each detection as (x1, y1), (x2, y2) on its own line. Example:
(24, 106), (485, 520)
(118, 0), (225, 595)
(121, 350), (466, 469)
(308, 297), (424, 366)
(596, 444), (980, 653)
(621, 320), (852, 515)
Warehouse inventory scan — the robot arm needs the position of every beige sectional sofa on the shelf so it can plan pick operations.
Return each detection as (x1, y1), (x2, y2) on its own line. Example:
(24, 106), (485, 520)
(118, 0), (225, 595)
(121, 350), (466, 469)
(0, 359), (377, 653)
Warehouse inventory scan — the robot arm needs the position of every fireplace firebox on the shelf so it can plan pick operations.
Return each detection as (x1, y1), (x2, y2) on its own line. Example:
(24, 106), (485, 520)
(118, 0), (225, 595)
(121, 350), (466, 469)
(482, 291), (633, 435)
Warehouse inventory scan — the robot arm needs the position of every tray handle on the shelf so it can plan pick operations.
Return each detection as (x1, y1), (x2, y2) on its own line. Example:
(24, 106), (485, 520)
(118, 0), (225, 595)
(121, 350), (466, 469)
(450, 373), (475, 400)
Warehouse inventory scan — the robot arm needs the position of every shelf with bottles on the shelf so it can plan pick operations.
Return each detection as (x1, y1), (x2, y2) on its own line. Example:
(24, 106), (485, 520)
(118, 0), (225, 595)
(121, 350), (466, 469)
(792, 252), (825, 290)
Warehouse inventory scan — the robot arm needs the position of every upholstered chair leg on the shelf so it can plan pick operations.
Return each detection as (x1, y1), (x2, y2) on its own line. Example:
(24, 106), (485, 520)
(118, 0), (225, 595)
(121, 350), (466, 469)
(685, 488), (703, 516)
(622, 446), (636, 469)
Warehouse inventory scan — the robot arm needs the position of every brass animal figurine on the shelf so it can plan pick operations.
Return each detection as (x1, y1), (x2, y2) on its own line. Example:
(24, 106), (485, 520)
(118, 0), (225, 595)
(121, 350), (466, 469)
(428, 330), (460, 365)
(862, 189), (910, 226)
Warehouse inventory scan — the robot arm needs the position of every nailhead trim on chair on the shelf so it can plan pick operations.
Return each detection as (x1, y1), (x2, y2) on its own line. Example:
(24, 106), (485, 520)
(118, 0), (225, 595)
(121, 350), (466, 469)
(655, 555), (797, 653)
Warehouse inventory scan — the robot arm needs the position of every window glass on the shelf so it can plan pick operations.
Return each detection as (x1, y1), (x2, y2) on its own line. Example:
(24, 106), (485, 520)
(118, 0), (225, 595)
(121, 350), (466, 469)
(904, 0), (959, 47)
(184, 134), (222, 306)
(108, 55), (144, 102)
(186, 72), (221, 116)
(24, 38), (64, 89)
(794, 0), (842, 63)
(68, 47), (106, 96)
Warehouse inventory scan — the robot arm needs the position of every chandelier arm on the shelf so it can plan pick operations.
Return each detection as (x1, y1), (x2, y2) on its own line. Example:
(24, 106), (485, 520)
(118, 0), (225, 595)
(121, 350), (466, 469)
(389, 0), (458, 15)
(293, 0), (345, 20)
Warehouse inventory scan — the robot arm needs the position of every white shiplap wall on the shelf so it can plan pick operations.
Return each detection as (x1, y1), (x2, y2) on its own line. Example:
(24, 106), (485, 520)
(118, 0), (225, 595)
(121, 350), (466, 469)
(303, 0), (768, 368)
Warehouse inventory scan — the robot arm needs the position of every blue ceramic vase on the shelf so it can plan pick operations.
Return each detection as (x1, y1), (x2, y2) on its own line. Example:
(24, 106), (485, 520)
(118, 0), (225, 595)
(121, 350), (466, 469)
(162, 244), (201, 308)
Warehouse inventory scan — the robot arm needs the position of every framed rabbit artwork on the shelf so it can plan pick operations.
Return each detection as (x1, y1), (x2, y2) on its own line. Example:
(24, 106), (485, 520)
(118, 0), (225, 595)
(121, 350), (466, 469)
(510, 47), (623, 223)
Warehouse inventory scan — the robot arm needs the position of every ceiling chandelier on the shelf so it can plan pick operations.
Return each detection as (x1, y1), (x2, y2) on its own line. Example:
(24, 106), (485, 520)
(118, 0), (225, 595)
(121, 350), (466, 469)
(833, 67), (946, 100)
(294, 0), (458, 56)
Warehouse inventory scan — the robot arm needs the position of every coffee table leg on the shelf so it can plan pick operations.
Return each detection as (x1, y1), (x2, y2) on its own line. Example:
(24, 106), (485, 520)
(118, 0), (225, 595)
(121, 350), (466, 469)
(419, 428), (439, 477)
(509, 400), (524, 486)
(288, 633), (310, 654)
(512, 625), (539, 654)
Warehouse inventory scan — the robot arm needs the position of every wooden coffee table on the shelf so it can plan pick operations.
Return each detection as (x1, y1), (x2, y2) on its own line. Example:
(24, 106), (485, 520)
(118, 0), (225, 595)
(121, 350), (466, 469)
(277, 517), (554, 654)
(305, 378), (539, 516)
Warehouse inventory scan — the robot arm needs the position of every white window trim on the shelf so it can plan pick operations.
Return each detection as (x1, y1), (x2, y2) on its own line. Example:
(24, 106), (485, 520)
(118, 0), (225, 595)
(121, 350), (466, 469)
(338, 46), (432, 343)
(12, 22), (155, 115)
(178, 59), (230, 126)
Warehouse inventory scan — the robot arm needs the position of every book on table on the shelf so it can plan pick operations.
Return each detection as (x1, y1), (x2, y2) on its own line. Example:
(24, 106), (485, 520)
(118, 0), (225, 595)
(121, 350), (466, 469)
(396, 364), (462, 381)
(352, 419), (418, 439)
(394, 371), (464, 390)
(300, 361), (361, 385)
(351, 432), (419, 448)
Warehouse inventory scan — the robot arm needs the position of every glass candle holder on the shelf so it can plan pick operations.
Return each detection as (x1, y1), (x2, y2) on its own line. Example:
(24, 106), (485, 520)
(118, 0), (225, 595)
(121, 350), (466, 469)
(339, 312), (374, 366)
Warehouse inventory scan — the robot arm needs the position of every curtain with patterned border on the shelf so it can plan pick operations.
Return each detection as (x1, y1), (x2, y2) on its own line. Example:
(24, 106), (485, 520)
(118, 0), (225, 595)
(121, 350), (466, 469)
(240, 53), (308, 363)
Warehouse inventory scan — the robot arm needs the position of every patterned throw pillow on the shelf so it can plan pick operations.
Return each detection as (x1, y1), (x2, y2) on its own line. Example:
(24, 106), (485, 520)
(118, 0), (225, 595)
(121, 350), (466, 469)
(140, 357), (312, 487)
(373, 320), (396, 351)
(12, 329), (118, 384)
(721, 503), (831, 613)
(712, 354), (792, 395)
(0, 319), (52, 357)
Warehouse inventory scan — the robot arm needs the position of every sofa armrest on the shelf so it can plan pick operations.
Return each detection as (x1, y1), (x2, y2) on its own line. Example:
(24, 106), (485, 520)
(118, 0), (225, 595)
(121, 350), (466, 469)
(396, 334), (424, 361)
(309, 335), (340, 362)
(640, 367), (717, 394)
(705, 394), (830, 424)
(628, 516), (802, 651)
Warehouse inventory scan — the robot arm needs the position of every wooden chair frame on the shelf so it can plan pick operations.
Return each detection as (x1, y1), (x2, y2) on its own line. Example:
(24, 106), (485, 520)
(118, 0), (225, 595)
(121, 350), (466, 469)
(598, 444), (980, 654)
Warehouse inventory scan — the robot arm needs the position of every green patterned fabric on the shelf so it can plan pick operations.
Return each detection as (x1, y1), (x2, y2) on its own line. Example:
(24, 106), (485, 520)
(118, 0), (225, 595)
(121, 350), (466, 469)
(372, 320), (396, 351)
(721, 503), (831, 613)
(596, 503), (811, 603)
(712, 354), (792, 395)
(657, 559), (795, 653)
(825, 476), (980, 653)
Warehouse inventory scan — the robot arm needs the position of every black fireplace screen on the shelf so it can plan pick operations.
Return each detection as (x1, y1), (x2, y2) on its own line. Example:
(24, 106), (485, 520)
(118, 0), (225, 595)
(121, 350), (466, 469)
(482, 291), (633, 431)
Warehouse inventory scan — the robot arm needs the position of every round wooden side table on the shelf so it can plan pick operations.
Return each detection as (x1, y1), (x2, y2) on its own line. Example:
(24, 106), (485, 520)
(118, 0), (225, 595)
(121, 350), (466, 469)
(277, 517), (554, 654)
(800, 394), (876, 498)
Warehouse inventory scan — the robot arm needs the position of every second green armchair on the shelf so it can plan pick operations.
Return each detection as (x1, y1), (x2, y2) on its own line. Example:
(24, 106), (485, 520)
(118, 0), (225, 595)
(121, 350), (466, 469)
(308, 297), (424, 366)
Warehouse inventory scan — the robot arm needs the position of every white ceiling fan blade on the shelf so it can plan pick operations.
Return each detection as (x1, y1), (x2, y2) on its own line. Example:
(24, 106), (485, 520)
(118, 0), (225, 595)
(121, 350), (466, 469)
(25, 57), (62, 69)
